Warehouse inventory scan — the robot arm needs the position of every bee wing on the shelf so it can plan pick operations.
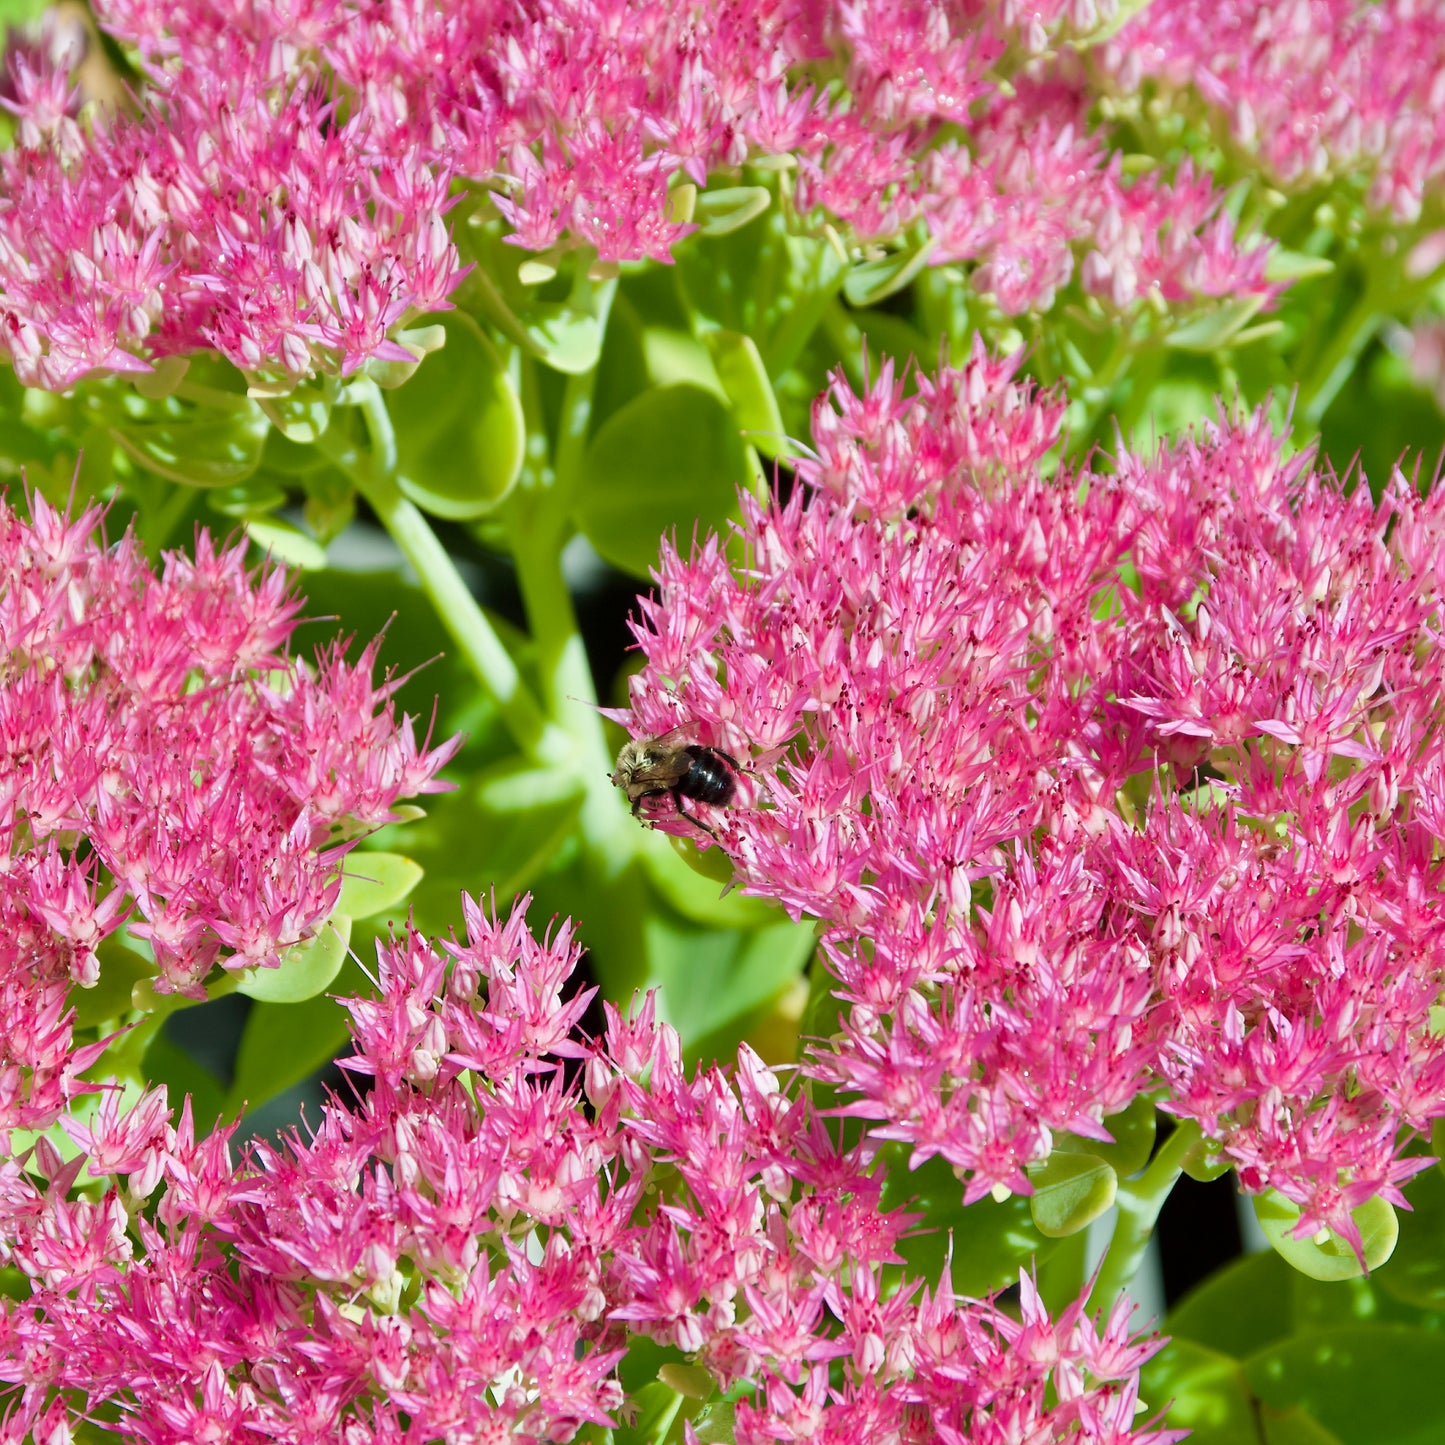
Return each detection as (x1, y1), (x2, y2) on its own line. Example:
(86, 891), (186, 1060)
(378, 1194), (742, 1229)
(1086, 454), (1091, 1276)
(647, 722), (697, 748)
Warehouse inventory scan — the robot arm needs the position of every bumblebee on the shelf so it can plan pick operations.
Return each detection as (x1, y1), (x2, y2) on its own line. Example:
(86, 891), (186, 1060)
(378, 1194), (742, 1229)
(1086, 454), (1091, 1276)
(610, 726), (741, 838)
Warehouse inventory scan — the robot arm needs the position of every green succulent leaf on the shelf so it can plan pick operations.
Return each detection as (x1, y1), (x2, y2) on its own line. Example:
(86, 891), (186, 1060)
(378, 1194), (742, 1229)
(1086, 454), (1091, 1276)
(1027, 1151), (1118, 1238)
(637, 828), (780, 929)
(335, 851), (425, 923)
(1375, 1162), (1445, 1309)
(612, 1381), (684, 1445)
(1142, 1338), (1262, 1445)
(574, 383), (747, 578)
(72, 936), (157, 1029)
(110, 395), (270, 488)
(1167, 1249), (1295, 1360)
(1165, 296), (1269, 352)
(522, 301), (604, 373)
(694, 186), (772, 237)
(1055, 1095), (1157, 1177)
(642, 908), (813, 1053)
(255, 380), (336, 444)
(244, 517), (327, 570)
(1263, 250), (1336, 283)
(1253, 1190), (1398, 1281)
(1180, 1131), (1232, 1182)
(879, 1148), (1058, 1296)
(236, 916), (352, 1003)
(1244, 1326), (1445, 1445)
(227, 985), (353, 1116)
(842, 236), (937, 308)
(392, 312), (525, 518)
(703, 329), (789, 458)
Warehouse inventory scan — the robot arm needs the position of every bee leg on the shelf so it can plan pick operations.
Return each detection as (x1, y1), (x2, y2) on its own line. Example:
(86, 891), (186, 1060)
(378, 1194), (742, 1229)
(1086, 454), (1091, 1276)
(672, 791), (719, 841)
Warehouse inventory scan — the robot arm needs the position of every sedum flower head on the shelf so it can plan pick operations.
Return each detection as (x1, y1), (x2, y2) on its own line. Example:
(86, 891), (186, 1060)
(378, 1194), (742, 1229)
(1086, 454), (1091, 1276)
(1106, 0), (1445, 224)
(0, 894), (1176, 1444)
(0, 492), (460, 1144)
(620, 340), (1445, 1248)
(0, 0), (1278, 387)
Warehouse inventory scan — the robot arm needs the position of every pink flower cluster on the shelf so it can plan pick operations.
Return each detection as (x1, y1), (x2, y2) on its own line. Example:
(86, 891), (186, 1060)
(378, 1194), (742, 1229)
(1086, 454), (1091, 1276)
(905, 72), (1272, 313)
(621, 341), (1445, 1252)
(0, 895), (1176, 1445)
(1107, 0), (1445, 224)
(0, 493), (458, 1142)
(0, 0), (1275, 388)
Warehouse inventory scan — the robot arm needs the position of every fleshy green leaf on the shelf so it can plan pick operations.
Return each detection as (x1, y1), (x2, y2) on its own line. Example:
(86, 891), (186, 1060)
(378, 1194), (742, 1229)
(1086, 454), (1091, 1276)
(676, 214), (845, 374)
(1375, 1162), (1445, 1309)
(703, 330), (789, 459)
(255, 380), (336, 444)
(366, 324), (448, 390)
(1165, 296), (1269, 352)
(1259, 1406), (1347, 1445)
(842, 237), (937, 307)
(1289, 1270), (1397, 1335)
(644, 327), (725, 393)
(110, 395), (270, 488)
(1027, 1151), (1117, 1238)
(1254, 1190), (1398, 1281)
(473, 755), (587, 879)
(657, 1365), (714, 1400)
(392, 312), (525, 518)
(1168, 1249), (1295, 1359)
(521, 301), (603, 374)
(336, 852), (425, 922)
(637, 828), (779, 929)
(236, 916), (352, 1003)
(1264, 250), (1335, 283)
(1143, 1339), (1262, 1445)
(694, 186), (771, 237)
(260, 425), (332, 478)
(245, 517), (327, 570)
(643, 909), (813, 1053)
(879, 1147), (1058, 1296)
(574, 383), (747, 578)
(390, 757), (586, 918)
(72, 936), (157, 1029)
(1244, 1326), (1445, 1445)
(690, 1400), (737, 1444)
(1056, 1095), (1157, 1177)
(208, 480), (288, 518)
(140, 1036), (227, 1136)
(1181, 1131), (1233, 1182)
(1132, 378), (1221, 445)
(132, 355), (189, 400)
(227, 984), (353, 1116)
(612, 1381), (683, 1445)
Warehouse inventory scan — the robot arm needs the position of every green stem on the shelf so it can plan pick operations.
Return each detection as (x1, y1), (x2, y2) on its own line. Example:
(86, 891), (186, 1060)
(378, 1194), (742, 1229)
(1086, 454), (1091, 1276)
(553, 275), (617, 506)
(328, 380), (564, 762)
(507, 344), (634, 861)
(1092, 1118), (1202, 1310)
(1297, 283), (1385, 429)
(1037, 1227), (1091, 1318)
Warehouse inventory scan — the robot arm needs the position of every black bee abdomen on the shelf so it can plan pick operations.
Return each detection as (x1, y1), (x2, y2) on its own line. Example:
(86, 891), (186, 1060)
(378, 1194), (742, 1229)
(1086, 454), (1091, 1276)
(677, 745), (737, 807)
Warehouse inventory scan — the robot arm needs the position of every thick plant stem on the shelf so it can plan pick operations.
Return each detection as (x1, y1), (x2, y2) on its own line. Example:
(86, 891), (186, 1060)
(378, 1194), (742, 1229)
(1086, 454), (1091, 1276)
(1092, 1117), (1202, 1311)
(332, 381), (564, 763)
(553, 276), (617, 509)
(508, 274), (635, 862)
(1297, 285), (1383, 429)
